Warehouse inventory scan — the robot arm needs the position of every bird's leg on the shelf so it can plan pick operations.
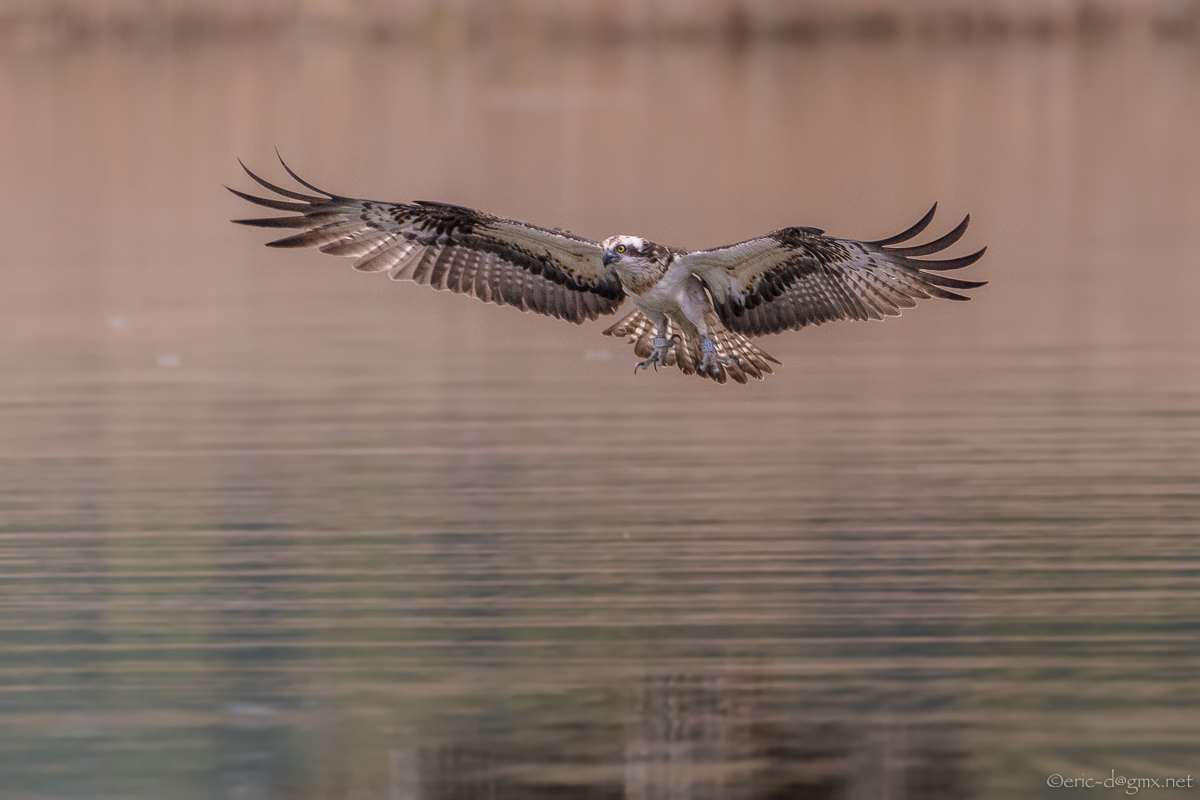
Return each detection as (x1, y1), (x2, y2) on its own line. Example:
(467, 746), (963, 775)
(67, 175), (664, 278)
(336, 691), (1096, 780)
(634, 317), (672, 374)
(698, 336), (732, 373)
(676, 284), (732, 374)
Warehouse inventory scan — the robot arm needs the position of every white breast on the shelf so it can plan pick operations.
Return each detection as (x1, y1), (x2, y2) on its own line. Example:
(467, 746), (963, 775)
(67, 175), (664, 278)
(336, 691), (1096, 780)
(632, 259), (707, 322)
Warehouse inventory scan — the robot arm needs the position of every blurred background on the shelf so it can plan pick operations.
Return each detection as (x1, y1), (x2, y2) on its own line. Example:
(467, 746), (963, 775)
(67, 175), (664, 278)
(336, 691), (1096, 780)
(1, 2), (1199, 799)
(3, 0), (1200, 41)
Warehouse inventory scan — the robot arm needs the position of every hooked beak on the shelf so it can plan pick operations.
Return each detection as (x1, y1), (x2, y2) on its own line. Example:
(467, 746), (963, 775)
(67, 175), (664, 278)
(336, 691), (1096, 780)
(603, 250), (618, 267)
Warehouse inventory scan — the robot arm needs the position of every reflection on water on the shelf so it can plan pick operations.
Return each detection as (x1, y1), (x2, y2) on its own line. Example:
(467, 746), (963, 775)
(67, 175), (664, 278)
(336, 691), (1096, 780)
(415, 674), (972, 799)
(1, 35), (1200, 800)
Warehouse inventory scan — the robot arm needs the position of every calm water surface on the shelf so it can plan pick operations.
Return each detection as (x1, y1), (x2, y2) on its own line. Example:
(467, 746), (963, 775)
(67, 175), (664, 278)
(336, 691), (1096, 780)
(1, 37), (1199, 800)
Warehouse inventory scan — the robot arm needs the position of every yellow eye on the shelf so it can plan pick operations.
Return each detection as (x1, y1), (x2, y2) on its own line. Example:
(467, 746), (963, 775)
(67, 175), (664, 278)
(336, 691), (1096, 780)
(615, 244), (626, 254)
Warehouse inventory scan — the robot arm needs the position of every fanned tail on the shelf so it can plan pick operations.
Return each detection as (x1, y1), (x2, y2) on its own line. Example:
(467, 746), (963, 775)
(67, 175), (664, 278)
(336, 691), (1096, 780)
(697, 307), (782, 384)
(602, 308), (780, 385)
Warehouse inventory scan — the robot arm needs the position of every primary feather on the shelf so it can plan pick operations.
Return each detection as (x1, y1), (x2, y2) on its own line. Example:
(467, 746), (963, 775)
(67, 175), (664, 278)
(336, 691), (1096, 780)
(681, 203), (987, 337)
(231, 160), (625, 324)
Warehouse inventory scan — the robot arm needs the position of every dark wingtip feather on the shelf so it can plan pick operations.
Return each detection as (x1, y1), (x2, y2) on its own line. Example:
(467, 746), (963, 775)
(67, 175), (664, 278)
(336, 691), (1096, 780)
(915, 245), (987, 271)
(226, 186), (314, 213)
(265, 230), (331, 248)
(920, 284), (972, 301)
(867, 202), (938, 246)
(889, 214), (970, 257)
(275, 149), (342, 200)
(918, 272), (988, 290)
(238, 160), (326, 203)
(232, 215), (336, 229)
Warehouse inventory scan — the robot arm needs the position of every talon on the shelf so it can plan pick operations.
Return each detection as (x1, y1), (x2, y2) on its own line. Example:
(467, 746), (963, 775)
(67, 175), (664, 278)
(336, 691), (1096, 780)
(635, 354), (663, 373)
(634, 335), (673, 375)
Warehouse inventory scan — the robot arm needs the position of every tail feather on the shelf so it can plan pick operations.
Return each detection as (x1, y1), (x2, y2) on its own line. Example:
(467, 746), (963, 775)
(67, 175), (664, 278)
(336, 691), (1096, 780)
(603, 308), (779, 384)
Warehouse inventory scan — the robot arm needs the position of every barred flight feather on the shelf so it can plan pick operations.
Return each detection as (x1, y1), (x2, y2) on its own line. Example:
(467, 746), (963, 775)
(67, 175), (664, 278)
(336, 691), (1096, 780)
(231, 159), (624, 325)
(682, 204), (986, 338)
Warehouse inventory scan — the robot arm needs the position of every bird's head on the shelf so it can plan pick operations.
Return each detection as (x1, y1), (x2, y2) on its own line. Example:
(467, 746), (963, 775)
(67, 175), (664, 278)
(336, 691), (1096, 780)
(602, 235), (668, 269)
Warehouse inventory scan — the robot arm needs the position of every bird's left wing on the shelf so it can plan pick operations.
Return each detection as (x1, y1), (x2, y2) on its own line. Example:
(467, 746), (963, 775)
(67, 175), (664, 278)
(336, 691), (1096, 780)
(230, 160), (625, 324)
(680, 204), (986, 337)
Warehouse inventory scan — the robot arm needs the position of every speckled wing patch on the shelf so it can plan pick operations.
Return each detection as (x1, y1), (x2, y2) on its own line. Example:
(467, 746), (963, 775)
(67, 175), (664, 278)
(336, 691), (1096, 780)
(680, 204), (987, 337)
(230, 159), (626, 324)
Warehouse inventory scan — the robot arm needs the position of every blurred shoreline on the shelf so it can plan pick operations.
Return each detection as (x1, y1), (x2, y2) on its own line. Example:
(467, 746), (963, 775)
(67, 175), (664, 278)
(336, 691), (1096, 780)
(2, 0), (1198, 49)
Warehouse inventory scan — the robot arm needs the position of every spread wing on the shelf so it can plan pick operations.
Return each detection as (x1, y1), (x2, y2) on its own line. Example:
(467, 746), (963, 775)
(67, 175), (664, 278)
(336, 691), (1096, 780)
(681, 204), (986, 337)
(230, 159), (626, 324)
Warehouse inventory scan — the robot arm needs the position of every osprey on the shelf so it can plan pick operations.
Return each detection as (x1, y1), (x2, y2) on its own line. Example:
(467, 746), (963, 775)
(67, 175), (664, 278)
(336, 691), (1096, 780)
(231, 159), (986, 385)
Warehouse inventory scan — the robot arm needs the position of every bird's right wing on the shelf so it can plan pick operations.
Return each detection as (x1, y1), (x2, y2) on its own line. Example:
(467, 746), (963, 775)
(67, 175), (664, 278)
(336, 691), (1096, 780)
(680, 204), (986, 337)
(230, 159), (626, 324)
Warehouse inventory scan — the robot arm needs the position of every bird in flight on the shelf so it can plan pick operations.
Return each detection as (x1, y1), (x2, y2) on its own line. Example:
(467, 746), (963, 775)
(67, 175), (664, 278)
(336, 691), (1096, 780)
(231, 158), (986, 384)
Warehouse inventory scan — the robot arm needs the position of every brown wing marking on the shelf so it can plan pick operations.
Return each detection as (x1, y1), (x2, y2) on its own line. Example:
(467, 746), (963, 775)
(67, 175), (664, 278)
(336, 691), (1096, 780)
(231, 158), (626, 324)
(684, 204), (987, 338)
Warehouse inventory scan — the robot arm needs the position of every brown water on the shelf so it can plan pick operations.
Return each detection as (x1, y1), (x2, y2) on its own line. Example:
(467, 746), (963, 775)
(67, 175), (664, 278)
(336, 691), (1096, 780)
(1, 37), (1199, 800)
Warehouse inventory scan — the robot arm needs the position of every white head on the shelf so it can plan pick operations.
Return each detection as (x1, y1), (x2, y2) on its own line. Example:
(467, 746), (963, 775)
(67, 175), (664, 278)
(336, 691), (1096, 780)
(602, 235), (669, 270)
